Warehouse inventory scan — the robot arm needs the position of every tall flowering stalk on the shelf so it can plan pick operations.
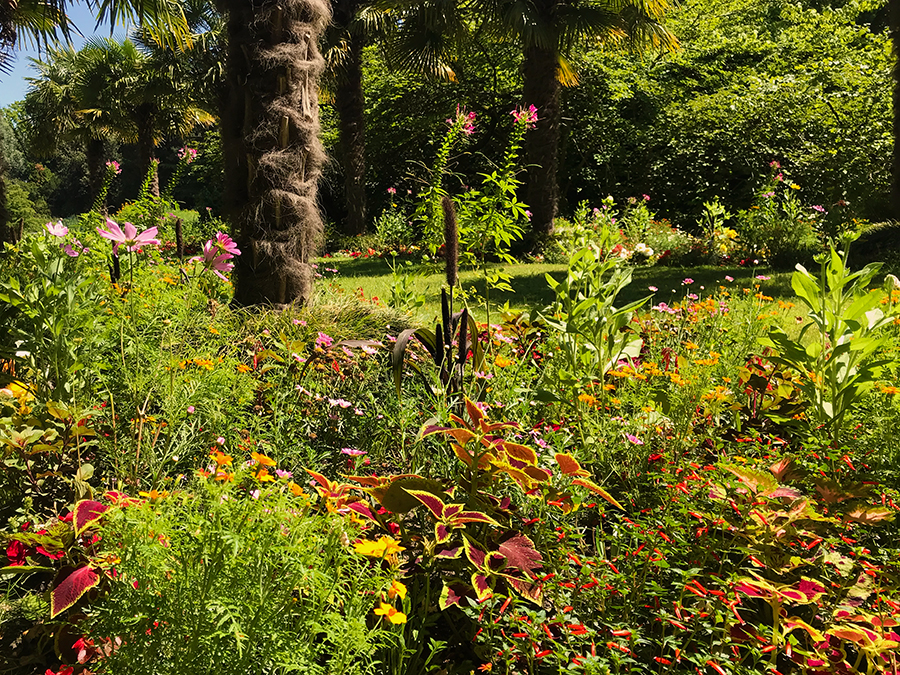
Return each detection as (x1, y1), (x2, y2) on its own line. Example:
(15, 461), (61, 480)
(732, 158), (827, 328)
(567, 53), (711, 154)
(416, 106), (477, 253)
(163, 147), (198, 200)
(91, 161), (122, 215)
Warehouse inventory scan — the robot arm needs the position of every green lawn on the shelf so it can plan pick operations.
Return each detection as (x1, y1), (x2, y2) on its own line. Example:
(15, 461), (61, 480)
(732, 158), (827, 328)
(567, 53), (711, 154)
(319, 254), (796, 323)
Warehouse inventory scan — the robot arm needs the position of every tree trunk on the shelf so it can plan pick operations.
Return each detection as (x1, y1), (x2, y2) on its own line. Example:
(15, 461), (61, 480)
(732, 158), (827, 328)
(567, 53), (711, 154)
(85, 137), (107, 212)
(523, 43), (561, 250)
(222, 0), (330, 306)
(335, 25), (367, 237)
(137, 124), (160, 198)
(892, 0), (900, 218)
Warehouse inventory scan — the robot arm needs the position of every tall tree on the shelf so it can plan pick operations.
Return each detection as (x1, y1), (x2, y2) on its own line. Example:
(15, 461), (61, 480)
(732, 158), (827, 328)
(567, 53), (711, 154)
(477, 0), (677, 248)
(218, 0), (331, 305)
(892, 0), (900, 217)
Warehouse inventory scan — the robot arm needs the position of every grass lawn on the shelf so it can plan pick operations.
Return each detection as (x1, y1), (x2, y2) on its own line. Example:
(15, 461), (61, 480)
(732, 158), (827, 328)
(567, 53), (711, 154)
(320, 254), (797, 323)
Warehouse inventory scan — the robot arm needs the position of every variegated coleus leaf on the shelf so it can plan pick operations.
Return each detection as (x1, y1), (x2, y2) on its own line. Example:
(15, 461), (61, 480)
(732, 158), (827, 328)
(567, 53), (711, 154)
(555, 452), (589, 477)
(74, 500), (109, 537)
(471, 572), (492, 600)
(571, 477), (624, 510)
(50, 565), (100, 618)
(405, 489), (446, 520)
(439, 581), (470, 610)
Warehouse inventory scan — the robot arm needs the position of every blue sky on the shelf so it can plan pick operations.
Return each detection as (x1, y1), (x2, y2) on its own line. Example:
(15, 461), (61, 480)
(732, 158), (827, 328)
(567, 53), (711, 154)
(1, 4), (128, 108)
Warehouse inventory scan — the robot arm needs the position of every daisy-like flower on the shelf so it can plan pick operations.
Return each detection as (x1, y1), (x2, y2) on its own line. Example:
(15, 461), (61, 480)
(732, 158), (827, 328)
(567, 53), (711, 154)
(192, 240), (235, 281)
(44, 220), (68, 237)
(97, 218), (160, 254)
(374, 601), (407, 624)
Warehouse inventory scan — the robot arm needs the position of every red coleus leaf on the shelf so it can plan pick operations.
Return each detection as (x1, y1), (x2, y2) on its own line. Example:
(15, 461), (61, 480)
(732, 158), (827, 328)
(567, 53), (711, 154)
(571, 478), (624, 510)
(405, 489), (446, 519)
(451, 511), (500, 526)
(464, 538), (487, 569)
(50, 565), (100, 618)
(471, 572), (492, 600)
(829, 626), (876, 647)
(502, 442), (538, 466)
(74, 500), (110, 537)
(439, 581), (469, 610)
(794, 578), (828, 603)
(734, 578), (776, 599)
(498, 534), (543, 575)
(345, 501), (376, 521)
(555, 452), (589, 477)
(435, 523), (452, 544)
(435, 545), (462, 559)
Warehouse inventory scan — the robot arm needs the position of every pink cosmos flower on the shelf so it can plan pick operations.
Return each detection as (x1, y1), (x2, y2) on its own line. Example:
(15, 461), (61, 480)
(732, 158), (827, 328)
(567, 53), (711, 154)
(45, 220), (68, 237)
(341, 448), (366, 456)
(97, 219), (160, 254)
(63, 239), (88, 257)
(682, 278), (694, 285)
(212, 232), (240, 257)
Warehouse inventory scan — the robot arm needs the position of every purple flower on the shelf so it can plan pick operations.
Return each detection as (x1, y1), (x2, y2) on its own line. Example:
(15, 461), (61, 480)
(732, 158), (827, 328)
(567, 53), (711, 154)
(44, 220), (68, 237)
(97, 219), (160, 254)
(63, 239), (88, 257)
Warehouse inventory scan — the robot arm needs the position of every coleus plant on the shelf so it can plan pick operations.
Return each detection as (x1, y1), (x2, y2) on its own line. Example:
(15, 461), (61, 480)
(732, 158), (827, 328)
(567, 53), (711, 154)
(306, 399), (624, 613)
(2, 499), (112, 619)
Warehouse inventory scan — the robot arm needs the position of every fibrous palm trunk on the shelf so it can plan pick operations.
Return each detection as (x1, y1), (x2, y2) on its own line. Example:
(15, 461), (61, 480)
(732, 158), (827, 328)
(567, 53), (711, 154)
(222, 0), (330, 305)
(523, 43), (561, 250)
(335, 27), (367, 236)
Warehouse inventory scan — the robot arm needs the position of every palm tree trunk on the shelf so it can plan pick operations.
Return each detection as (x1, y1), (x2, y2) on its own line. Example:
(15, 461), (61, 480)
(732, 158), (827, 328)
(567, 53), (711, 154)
(892, 0), (900, 217)
(523, 43), (561, 250)
(335, 27), (367, 237)
(223, 0), (330, 305)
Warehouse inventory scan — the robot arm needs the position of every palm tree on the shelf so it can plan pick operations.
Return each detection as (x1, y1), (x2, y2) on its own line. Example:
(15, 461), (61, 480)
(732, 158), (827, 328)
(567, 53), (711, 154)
(476, 0), (677, 247)
(324, 0), (462, 237)
(217, 0), (331, 305)
(23, 45), (111, 202)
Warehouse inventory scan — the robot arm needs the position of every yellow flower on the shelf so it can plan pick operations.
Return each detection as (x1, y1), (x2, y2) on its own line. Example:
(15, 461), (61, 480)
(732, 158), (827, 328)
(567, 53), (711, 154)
(251, 451), (276, 467)
(374, 602), (407, 624)
(684, 341), (698, 350)
(577, 393), (597, 406)
(139, 489), (169, 501)
(354, 536), (406, 558)
(881, 386), (900, 395)
(236, 364), (251, 374)
(288, 481), (304, 496)
(254, 468), (276, 483)
(210, 450), (233, 466)
(387, 580), (407, 600)
(494, 355), (513, 368)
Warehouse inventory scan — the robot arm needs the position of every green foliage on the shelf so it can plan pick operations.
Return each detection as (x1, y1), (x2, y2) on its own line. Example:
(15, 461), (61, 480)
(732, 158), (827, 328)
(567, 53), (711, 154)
(86, 470), (392, 675)
(0, 232), (100, 399)
(760, 239), (899, 440)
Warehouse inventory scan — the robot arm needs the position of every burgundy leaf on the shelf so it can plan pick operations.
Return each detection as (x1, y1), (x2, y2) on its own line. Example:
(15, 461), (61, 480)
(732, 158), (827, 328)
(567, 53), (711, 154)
(452, 511), (499, 526)
(74, 500), (109, 536)
(439, 581), (468, 610)
(471, 572), (492, 600)
(435, 523), (452, 544)
(50, 566), (100, 618)
(463, 538), (486, 569)
(498, 534), (543, 574)
(405, 489), (445, 519)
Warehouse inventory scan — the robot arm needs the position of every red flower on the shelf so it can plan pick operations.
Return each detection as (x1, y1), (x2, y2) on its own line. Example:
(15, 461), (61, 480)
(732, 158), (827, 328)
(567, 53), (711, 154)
(6, 539), (32, 566)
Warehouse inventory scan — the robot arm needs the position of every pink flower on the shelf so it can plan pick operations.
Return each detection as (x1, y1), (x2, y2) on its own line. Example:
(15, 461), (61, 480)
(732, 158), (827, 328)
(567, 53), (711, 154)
(626, 433), (644, 445)
(725, 276), (734, 282)
(106, 160), (122, 175)
(97, 218), (160, 254)
(512, 104), (538, 128)
(63, 238), (87, 257)
(755, 275), (771, 281)
(316, 332), (334, 349)
(682, 278), (694, 285)
(178, 147), (198, 163)
(187, 406), (195, 414)
(212, 232), (241, 257)
(524, 210), (532, 220)
(44, 220), (68, 237)
(191, 237), (237, 281)
(642, 194), (650, 201)
(341, 448), (366, 456)
(275, 469), (293, 479)
(328, 398), (352, 408)
(649, 286), (658, 292)
(387, 187), (397, 195)
(216, 436), (225, 445)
